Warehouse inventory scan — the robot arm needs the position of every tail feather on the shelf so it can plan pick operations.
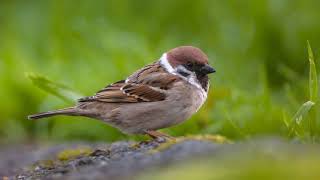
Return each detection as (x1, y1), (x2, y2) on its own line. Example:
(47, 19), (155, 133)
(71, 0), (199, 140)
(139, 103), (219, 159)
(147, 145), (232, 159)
(28, 107), (77, 120)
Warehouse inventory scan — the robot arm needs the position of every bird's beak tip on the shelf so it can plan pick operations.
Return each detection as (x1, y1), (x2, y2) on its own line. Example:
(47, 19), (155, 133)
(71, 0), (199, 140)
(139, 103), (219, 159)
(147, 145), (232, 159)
(204, 65), (216, 74)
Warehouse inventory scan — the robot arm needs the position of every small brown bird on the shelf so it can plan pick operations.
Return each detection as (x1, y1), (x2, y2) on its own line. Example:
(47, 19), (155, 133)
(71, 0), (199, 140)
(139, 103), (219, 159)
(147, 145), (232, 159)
(28, 46), (215, 140)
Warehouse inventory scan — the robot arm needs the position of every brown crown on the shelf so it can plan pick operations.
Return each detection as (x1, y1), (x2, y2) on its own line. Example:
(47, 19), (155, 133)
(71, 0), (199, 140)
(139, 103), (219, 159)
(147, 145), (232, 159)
(166, 46), (209, 68)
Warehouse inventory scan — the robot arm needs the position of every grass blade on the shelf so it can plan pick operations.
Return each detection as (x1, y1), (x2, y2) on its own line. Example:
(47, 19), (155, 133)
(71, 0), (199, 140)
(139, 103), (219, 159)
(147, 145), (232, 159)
(293, 101), (315, 125)
(288, 101), (315, 137)
(307, 41), (318, 102)
(26, 72), (82, 103)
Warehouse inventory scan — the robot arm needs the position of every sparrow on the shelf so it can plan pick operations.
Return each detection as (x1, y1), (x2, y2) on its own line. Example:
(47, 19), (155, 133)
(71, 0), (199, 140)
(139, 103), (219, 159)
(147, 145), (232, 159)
(28, 46), (216, 140)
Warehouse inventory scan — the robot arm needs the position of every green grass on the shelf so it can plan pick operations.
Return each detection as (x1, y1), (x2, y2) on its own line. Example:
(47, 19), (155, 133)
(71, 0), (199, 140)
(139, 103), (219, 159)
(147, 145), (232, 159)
(26, 72), (82, 103)
(285, 42), (319, 142)
(21, 40), (320, 143)
(0, 0), (320, 143)
(140, 142), (320, 180)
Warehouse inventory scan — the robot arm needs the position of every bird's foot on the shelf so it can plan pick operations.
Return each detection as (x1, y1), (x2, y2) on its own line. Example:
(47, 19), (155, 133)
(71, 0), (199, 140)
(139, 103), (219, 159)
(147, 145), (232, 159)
(144, 130), (175, 143)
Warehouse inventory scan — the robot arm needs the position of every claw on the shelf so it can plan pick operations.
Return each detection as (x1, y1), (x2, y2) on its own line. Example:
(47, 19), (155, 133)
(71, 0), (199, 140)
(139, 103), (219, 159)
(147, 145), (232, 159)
(144, 130), (175, 142)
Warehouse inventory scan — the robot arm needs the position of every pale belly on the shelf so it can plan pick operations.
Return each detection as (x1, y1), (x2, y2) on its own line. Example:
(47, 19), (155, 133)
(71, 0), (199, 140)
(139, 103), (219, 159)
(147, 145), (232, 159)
(104, 84), (207, 134)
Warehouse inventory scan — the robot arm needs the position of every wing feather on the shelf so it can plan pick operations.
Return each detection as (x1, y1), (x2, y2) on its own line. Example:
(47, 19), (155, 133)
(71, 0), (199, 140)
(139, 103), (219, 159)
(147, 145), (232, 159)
(78, 62), (179, 103)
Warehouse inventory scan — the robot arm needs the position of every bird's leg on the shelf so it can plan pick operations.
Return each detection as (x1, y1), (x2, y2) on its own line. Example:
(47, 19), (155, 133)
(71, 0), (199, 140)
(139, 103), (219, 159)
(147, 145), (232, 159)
(144, 130), (175, 142)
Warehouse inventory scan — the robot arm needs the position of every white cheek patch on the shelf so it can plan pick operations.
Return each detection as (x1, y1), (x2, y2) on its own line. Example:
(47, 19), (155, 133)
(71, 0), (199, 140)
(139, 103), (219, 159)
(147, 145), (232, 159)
(176, 65), (191, 77)
(175, 66), (199, 88)
(158, 54), (208, 100)
(178, 66), (208, 100)
(160, 53), (175, 74)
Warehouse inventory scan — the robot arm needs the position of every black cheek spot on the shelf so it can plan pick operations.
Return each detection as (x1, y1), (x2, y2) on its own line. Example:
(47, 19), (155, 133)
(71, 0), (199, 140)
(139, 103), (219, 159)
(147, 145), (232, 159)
(178, 71), (190, 77)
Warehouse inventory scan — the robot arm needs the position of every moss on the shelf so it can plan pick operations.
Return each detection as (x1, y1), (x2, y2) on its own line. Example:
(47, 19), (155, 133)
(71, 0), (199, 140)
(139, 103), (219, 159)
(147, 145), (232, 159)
(33, 160), (56, 169)
(149, 134), (230, 153)
(130, 142), (143, 150)
(140, 143), (320, 180)
(179, 134), (231, 144)
(26, 160), (57, 173)
(57, 146), (93, 161)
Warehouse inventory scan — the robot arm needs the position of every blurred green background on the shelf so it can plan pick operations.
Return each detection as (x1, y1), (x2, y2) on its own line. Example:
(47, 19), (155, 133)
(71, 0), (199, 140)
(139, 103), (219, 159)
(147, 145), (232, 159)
(1, 0), (320, 144)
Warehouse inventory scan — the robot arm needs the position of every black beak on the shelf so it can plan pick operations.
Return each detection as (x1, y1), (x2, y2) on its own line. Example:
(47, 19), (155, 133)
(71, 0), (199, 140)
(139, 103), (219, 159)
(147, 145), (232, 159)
(201, 64), (216, 74)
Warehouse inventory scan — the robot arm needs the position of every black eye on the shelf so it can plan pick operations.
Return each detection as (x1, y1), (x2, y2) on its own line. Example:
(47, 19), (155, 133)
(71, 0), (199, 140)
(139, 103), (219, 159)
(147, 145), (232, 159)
(186, 62), (193, 68)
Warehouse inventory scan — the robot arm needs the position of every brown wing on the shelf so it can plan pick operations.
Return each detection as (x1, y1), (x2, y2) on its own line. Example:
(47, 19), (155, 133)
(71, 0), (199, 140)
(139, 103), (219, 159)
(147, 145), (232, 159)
(78, 62), (180, 103)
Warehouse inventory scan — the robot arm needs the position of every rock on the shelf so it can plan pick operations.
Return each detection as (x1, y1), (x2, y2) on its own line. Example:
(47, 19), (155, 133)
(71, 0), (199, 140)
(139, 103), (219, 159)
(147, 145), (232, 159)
(3, 135), (226, 180)
(4, 136), (318, 180)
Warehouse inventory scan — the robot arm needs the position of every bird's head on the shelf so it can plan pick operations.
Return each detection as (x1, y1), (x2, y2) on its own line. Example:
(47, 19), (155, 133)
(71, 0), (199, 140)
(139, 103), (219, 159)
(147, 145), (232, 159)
(160, 46), (215, 78)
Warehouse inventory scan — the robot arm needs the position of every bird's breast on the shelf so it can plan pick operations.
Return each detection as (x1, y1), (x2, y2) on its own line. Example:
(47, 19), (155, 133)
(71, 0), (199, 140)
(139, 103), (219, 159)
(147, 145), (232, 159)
(167, 81), (208, 115)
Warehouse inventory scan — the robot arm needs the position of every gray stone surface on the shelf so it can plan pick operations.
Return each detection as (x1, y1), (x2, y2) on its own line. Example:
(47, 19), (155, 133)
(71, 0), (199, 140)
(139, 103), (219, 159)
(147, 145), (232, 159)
(1, 139), (221, 180)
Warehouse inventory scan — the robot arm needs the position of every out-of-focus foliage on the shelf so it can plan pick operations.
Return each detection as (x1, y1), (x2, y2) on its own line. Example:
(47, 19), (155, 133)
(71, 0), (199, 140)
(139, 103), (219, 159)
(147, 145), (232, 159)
(140, 142), (320, 180)
(1, 0), (320, 143)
